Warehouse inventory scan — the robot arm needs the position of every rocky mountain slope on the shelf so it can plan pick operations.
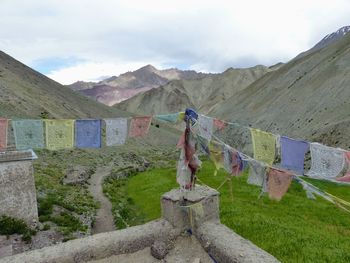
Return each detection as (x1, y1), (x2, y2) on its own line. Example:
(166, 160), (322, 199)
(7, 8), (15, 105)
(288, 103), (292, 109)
(68, 65), (209, 106)
(210, 32), (350, 149)
(115, 65), (272, 115)
(0, 51), (129, 119)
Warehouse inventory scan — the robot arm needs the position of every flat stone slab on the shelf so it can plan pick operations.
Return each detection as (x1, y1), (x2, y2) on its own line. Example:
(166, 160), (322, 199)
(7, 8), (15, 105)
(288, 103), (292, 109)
(162, 185), (219, 203)
(88, 235), (213, 263)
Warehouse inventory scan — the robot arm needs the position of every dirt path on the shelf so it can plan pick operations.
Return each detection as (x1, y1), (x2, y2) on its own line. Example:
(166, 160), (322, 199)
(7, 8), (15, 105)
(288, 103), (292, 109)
(89, 165), (115, 234)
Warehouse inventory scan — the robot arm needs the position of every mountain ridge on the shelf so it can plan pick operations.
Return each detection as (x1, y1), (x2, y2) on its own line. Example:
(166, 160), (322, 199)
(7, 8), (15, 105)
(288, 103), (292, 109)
(0, 50), (129, 119)
(67, 65), (210, 106)
(114, 64), (272, 115)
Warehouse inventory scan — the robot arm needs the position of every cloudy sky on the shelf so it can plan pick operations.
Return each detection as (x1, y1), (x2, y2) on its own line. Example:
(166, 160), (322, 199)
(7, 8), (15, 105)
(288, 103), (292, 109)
(1, 0), (349, 84)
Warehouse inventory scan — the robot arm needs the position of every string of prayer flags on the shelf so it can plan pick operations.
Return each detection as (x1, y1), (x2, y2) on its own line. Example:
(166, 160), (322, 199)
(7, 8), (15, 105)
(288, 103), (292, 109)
(45, 120), (74, 150)
(336, 151), (350, 182)
(250, 128), (276, 165)
(128, 116), (152, 137)
(12, 120), (44, 150)
(267, 167), (294, 201)
(280, 136), (309, 175)
(0, 119), (8, 150)
(213, 118), (227, 131)
(154, 113), (180, 123)
(224, 145), (245, 176)
(75, 119), (101, 148)
(306, 143), (345, 179)
(105, 118), (128, 146)
(198, 115), (213, 141)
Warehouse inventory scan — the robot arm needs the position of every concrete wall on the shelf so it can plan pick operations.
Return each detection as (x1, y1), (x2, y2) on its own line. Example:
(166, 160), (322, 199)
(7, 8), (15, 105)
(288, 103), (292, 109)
(0, 160), (38, 226)
(0, 219), (178, 263)
(196, 221), (280, 263)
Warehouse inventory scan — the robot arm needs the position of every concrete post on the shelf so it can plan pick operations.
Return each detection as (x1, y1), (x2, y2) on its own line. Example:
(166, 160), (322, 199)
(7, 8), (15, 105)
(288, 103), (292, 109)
(161, 185), (220, 231)
(0, 150), (38, 227)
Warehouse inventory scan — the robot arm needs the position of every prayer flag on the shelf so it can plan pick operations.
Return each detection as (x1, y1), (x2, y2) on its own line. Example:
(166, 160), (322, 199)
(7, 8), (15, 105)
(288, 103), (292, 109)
(176, 149), (192, 189)
(209, 141), (224, 172)
(0, 119), (8, 150)
(336, 151), (350, 182)
(267, 168), (294, 201)
(198, 115), (213, 141)
(154, 113), (179, 123)
(129, 116), (152, 137)
(45, 120), (74, 150)
(105, 118), (128, 146)
(247, 159), (267, 191)
(75, 119), (101, 148)
(280, 136), (309, 175)
(306, 143), (345, 179)
(224, 145), (245, 176)
(176, 131), (185, 149)
(178, 112), (185, 122)
(213, 118), (227, 131)
(12, 120), (44, 150)
(250, 128), (276, 165)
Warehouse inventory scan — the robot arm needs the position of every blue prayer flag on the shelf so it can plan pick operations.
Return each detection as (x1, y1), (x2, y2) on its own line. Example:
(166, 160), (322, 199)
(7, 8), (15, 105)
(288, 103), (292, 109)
(75, 120), (101, 148)
(280, 136), (309, 175)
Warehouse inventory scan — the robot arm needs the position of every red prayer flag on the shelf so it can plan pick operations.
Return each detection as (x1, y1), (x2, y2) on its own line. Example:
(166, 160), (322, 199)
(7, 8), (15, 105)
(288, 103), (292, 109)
(267, 168), (294, 201)
(213, 118), (227, 131)
(128, 116), (152, 137)
(0, 119), (8, 150)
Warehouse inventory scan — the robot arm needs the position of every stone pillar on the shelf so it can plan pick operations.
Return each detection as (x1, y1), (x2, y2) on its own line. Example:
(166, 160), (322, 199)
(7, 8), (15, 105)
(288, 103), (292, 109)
(0, 150), (39, 227)
(161, 185), (220, 231)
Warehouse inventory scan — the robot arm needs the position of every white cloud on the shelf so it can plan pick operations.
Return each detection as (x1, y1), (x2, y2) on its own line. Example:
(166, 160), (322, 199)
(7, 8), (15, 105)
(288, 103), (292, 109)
(48, 61), (163, 85)
(0, 0), (349, 84)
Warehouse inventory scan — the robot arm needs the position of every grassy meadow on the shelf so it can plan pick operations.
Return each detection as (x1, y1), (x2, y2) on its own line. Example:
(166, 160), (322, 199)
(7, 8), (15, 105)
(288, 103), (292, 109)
(104, 158), (350, 263)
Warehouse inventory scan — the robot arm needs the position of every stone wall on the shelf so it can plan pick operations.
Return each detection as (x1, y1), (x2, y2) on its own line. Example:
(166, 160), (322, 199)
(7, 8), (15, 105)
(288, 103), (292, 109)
(0, 160), (38, 227)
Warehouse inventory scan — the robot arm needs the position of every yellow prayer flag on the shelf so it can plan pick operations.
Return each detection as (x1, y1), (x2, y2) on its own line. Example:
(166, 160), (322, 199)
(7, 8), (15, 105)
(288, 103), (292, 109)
(250, 128), (276, 165)
(209, 141), (225, 171)
(45, 120), (75, 150)
(177, 112), (185, 121)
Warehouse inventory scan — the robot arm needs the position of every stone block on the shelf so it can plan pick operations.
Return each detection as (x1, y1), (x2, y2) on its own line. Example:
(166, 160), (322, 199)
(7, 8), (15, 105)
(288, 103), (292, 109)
(161, 185), (220, 231)
(0, 152), (38, 227)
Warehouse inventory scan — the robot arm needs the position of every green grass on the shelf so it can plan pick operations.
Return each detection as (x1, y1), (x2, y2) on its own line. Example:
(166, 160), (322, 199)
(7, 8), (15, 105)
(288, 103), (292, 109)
(34, 149), (100, 236)
(0, 216), (36, 242)
(106, 158), (350, 263)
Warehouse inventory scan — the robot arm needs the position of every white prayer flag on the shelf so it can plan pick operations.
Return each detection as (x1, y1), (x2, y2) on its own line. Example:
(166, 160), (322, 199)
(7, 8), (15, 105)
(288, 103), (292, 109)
(198, 115), (213, 141)
(306, 143), (345, 179)
(105, 118), (128, 146)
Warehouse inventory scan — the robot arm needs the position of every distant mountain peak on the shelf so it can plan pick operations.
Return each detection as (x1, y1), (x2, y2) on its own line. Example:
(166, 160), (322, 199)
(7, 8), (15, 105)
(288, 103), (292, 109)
(324, 26), (350, 40)
(67, 64), (209, 106)
(140, 64), (157, 71)
(313, 25), (350, 51)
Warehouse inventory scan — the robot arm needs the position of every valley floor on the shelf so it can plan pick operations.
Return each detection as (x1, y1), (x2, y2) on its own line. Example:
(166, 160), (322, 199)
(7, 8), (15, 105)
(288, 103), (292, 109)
(104, 158), (350, 263)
